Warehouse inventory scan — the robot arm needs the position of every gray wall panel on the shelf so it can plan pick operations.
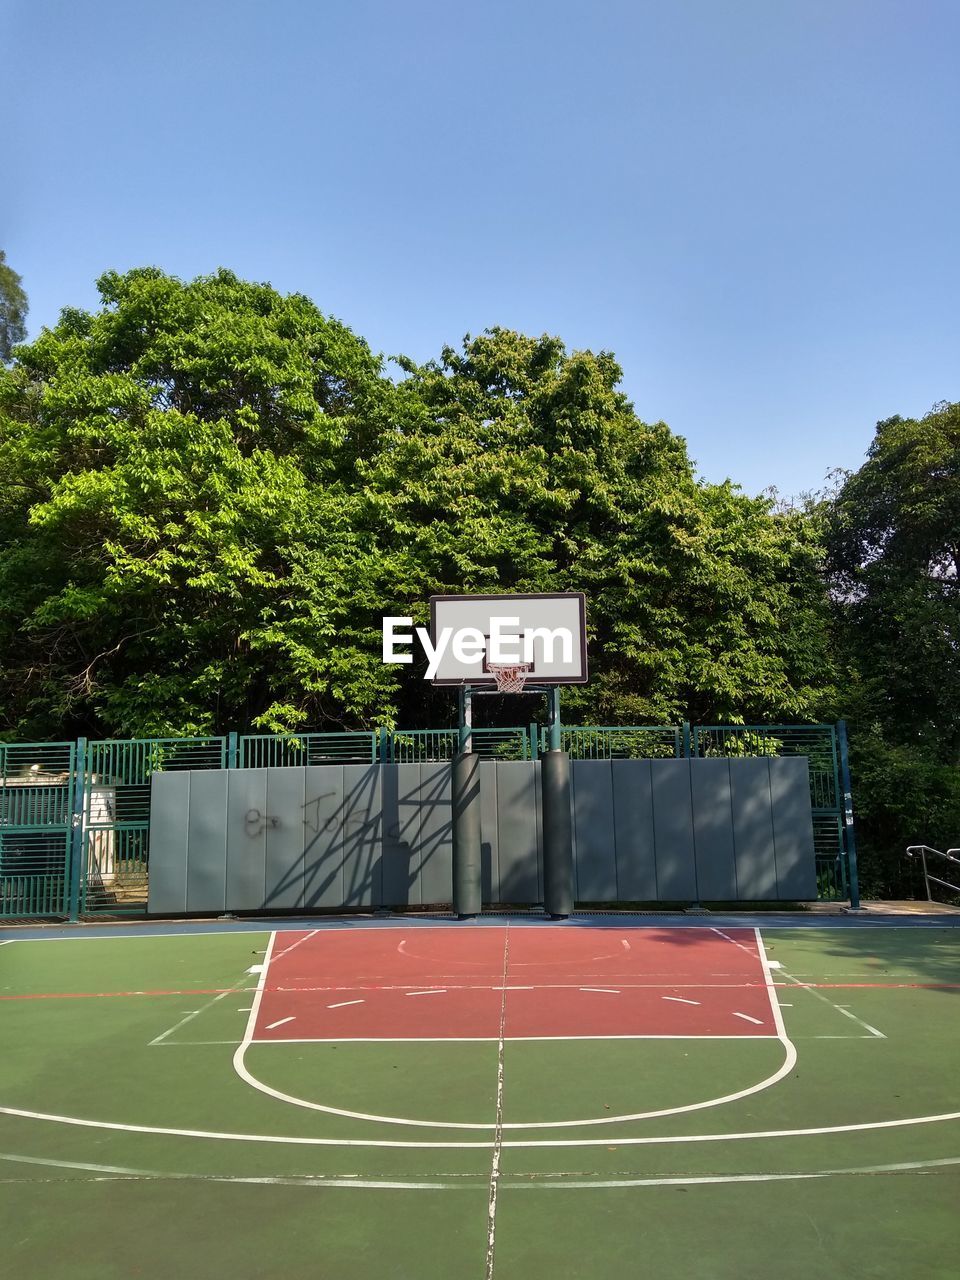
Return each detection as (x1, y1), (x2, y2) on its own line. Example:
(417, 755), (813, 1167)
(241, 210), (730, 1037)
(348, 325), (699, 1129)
(571, 762), (617, 901)
(148, 773), (191, 913)
(341, 765), (383, 907)
(263, 768), (306, 909)
(610, 760), (657, 900)
(416, 763), (453, 906)
(225, 769), (268, 911)
(731, 761), (777, 899)
(185, 771), (228, 913)
(381, 765), (422, 907)
(496, 762), (540, 903)
(650, 760), (699, 900)
(691, 760), (738, 900)
(769, 758), (817, 899)
(301, 766), (345, 910)
(147, 756), (817, 913)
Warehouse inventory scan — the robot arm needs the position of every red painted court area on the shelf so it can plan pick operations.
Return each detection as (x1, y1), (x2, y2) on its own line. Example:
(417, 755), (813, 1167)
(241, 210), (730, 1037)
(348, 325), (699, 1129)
(251, 925), (779, 1041)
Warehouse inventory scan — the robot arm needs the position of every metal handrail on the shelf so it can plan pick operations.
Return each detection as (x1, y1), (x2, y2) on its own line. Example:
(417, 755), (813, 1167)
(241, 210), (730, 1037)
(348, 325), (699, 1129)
(906, 845), (960, 901)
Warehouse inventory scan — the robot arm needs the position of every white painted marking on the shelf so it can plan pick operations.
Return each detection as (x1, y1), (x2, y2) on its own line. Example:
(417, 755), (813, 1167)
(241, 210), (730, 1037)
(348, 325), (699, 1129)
(232, 1023), (798, 1129)
(271, 929), (321, 962)
(484, 926), (510, 1280)
(580, 988), (620, 995)
(733, 1012), (765, 1025)
(231, 930), (277, 1065)
(404, 989), (447, 997)
(237, 1007), (252, 1013)
(662, 996), (700, 1006)
(2, 1099), (959, 1150)
(620, 939), (631, 951)
(246, 965), (264, 975)
(265, 1017), (295, 1031)
(149, 979), (249, 1046)
(525, 1157), (960, 1189)
(327, 1000), (364, 1010)
(765, 960), (782, 969)
(4, 1149), (958, 1191)
(397, 940), (408, 954)
(780, 976), (886, 1038)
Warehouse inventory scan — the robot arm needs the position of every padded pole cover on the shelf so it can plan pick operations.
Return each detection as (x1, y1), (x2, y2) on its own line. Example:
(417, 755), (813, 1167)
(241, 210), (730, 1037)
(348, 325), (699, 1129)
(542, 750), (574, 917)
(452, 752), (482, 917)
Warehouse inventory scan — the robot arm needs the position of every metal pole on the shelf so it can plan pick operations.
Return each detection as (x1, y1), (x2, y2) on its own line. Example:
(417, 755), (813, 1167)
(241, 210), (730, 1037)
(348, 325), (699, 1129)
(227, 730), (239, 770)
(548, 687), (561, 752)
(542, 748), (574, 918)
(452, 751), (482, 917)
(458, 687), (473, 754)
(836, 720), (861, 911)
(67, 737), (87, 922)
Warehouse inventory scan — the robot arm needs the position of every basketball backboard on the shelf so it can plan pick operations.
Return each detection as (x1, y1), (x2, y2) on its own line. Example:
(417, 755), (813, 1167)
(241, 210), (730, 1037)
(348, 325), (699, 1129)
(428, 592), (587, 686)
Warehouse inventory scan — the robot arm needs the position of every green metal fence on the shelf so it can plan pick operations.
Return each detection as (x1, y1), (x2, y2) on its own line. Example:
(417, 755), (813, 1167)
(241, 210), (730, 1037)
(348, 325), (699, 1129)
(0, 722), (854, 919)
(385, 727), (532, 762)
(0, 741), (77, 919)
(239, 732), (377, 768)
(543, 725), (682, 759)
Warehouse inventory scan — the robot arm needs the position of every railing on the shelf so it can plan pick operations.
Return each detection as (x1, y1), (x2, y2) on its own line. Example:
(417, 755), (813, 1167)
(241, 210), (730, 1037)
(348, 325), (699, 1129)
(239, 732), (377, 768)
(544, 725), (681, 759)
(386, 727), (532, 762)
(906, 846), (960, 903)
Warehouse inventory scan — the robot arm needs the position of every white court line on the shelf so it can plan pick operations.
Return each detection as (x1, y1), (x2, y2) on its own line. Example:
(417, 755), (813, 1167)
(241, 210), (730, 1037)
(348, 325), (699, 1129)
(405, 989), (447, 998)
(3, 1149), (959, 1190)
(717, 927), (887, 1038)
(149, 977), (251, 1046)
(265, 1017), (295, 1031)
(662, 997), (700, 1006)
(232, 1024), (797, 1129)
(2, 1100), (959, 1149)
(327, 1000), (365, 1010)
(248, 1034), (779, 1043)
(271, 929), (320, 962)
(230, 930), (277, 1065)
(484, 923), (510, 1280)
(732, 1012), (765, 1025)
(580, 988), (620, 995)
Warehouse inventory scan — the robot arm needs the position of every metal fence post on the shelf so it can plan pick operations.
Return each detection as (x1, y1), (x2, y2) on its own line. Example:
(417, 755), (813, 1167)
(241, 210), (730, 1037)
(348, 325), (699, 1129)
(682, 721), (691, 758)
(836, 720), (861, 910)
(227, 731), (239, 770)
(67, 737), (87, 922)
(529, 722), (539, 761)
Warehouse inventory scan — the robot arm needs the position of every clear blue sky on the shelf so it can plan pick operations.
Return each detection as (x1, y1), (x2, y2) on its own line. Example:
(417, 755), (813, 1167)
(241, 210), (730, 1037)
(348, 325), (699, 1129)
(4, 0), (958, 497)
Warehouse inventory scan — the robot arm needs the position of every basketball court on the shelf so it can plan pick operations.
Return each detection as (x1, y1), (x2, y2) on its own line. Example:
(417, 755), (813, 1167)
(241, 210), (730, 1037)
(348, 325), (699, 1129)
(1, 915), (958, 1279)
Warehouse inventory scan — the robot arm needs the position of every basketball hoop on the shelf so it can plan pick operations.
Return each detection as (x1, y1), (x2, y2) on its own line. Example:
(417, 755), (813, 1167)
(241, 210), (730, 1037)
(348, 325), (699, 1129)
(486, 662), (532, 694)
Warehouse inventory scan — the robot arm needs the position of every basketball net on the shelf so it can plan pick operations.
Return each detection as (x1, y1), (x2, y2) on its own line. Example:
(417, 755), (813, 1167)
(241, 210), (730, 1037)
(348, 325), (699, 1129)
(486, 663), (532, 694)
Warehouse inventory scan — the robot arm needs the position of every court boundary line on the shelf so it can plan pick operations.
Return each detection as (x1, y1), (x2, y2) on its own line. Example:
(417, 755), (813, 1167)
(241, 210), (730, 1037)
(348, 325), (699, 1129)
(3, 1148), (958, 1190)
(2, 1099), (958, 1149)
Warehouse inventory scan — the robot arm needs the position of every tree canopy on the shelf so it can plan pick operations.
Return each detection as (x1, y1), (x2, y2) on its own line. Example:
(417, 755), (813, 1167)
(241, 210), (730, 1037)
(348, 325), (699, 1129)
(0, 269), (835, 740)
(0, 251), (28, 363)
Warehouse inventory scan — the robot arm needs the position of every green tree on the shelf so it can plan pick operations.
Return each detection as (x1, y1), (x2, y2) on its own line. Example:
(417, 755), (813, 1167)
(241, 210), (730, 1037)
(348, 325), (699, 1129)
(0, 267), (404, 737)
(827, 402), (960, 892)
(377, 328), (835, 727)
(0, 251), (28, 362)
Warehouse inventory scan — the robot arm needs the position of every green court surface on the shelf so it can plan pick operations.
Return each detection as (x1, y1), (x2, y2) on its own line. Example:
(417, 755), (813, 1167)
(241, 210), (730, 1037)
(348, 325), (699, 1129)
(1, 921), (958, 1279)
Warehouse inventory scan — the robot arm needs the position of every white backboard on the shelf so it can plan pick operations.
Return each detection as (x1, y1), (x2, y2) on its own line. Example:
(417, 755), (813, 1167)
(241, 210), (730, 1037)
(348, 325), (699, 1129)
(429, 593), (587, 686)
